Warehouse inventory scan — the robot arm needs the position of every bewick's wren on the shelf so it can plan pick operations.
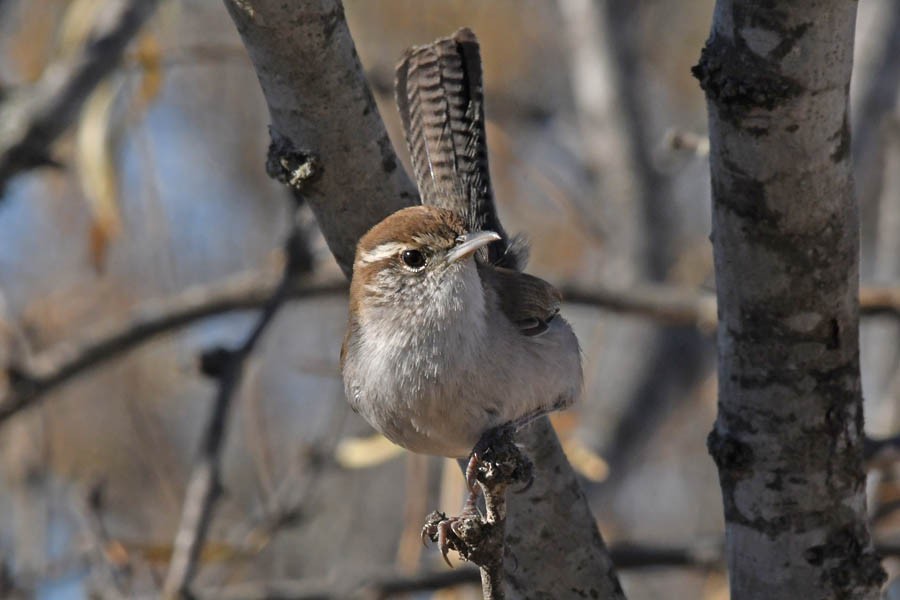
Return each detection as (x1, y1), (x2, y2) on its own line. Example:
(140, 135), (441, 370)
(341, 205), (582, 458)
(340, 27), (582, 557)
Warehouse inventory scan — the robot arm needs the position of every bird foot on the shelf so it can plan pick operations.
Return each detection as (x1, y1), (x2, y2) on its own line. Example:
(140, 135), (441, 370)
(466, 424), (534, 493)
(422, 425), (533, 568)
(422, 509), (497, 568)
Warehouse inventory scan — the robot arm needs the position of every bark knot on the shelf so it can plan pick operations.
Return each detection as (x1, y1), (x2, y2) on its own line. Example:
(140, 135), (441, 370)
(692, 32), (801, 130)
(266, 130), (322, 195)
(707, 426), (754, 474)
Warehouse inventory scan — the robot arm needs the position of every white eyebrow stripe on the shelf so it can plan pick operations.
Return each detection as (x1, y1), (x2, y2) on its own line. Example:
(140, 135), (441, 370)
(359, 242), (406, 264)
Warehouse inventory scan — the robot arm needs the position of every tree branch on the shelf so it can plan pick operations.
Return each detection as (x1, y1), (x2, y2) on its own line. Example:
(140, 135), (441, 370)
(222, 0), (414, 276)
(694, 2), (885, 598)
(561, 282), (718, 330)
(565, 283), (900, 328)
(0, 269), (346, 425)
(0, 0), (160, 196)
(422, 428), (531, 599)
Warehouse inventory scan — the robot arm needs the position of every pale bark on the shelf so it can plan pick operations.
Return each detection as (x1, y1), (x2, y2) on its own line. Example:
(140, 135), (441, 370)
(694, 2), (885, 599)
(222, 0), (414, 276)
(222, 1), (624, 598)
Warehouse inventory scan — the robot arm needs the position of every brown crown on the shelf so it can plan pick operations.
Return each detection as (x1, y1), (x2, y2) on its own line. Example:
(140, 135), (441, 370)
(356, 206), (467, 256)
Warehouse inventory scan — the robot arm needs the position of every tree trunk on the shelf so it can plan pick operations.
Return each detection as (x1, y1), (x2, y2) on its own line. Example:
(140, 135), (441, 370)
(693, 2), (885, 599)
(222, 1), (625, 597)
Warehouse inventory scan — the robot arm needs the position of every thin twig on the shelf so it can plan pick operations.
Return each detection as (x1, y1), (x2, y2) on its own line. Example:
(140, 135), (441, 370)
(160, 267), (294, 598)
(561, 282), (719, 330)
(72, 482), (132, 598)
(422, 427), (531, 599)
(0, 0), (160, 195)
(189, 568), (482, 600)
(161, 191), (321, 598)
(15, 534), (900, 600)
(478, 485), (507, 600)
(564, 283), (900, 329)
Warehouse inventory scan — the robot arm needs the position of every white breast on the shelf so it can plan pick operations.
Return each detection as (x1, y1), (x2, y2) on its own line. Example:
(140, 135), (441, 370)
(344, 262), (582, 458)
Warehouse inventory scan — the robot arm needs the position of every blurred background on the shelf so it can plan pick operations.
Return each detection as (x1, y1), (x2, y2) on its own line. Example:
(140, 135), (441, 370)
(0, 1), (898, 598)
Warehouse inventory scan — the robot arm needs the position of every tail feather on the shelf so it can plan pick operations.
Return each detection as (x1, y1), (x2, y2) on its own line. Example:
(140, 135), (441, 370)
(395, 28), (524, 270)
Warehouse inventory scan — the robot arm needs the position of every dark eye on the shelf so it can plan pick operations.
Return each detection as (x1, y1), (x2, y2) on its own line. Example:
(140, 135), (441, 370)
(401, 249), (426, 270)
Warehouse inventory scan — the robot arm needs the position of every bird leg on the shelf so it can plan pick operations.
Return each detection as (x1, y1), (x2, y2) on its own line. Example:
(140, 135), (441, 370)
(422, 424), (533, 573)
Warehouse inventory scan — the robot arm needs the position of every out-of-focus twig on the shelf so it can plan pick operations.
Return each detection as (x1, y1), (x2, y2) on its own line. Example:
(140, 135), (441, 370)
(25, 536), (900, 600)
(72, 483), (132, 598)
(183, 538), (900, 599)
(189, 568), (483, 600)
(561, 282), (719, 331)
(0, 0), (160, 196)
(0, 269), (345, 425)
(161, 209), (318, 598)
(565, 283), (900, 330)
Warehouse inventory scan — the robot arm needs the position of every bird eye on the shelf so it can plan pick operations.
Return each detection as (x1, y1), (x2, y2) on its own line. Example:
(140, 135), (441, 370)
(401, 249), (426, 270)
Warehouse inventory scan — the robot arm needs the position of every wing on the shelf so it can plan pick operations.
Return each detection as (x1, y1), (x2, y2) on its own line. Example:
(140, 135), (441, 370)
(479, 264), (561, 336)
(395, 27), (521, 269)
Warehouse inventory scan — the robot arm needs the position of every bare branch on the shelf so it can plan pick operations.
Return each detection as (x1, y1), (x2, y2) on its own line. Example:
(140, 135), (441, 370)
(423, 428), (532, 599)
(190, 569), (482, 600)
(222, 0), (414, 276)
(162, 186), (321, 597)
(566, 283), (900, 329)
(0, 0), (160, 195)
(562, 282), (718, 330)
(0, 269), (346, 425)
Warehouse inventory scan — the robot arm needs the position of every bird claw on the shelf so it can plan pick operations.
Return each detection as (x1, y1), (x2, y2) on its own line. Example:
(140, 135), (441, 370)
(422, 508), (492, 567)
(422, 425), (532, 567)
(465, 452), (481, 495)
(422, 511), (464, 567)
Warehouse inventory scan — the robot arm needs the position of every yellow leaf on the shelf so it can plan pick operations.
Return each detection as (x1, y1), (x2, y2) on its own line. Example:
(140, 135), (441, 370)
(76, 78), (123, 272)
(134, 33), (163, 109)
(335, 433), (405, 469)
(562, 436), (609, 483)
(121, 540), (247, 565)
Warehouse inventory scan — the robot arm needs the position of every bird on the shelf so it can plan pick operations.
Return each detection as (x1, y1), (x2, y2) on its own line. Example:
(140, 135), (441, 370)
(339, 27), (582, 560)
(341, 205), (582, 458)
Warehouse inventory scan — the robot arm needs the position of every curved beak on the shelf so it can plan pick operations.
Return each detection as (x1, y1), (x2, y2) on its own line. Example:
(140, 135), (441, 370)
(446, 231), (502, 264)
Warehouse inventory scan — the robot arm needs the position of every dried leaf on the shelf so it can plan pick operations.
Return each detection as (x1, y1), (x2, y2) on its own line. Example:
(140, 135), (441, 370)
(133, 33), (163, 110)
(57, 0), (106, 53)
(123, 540), (247, 565)
(76, 77), (123, 272)
(102, 540), (130, 567)
(562, 436), (609, 483)
(335, 433), (405, 469)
